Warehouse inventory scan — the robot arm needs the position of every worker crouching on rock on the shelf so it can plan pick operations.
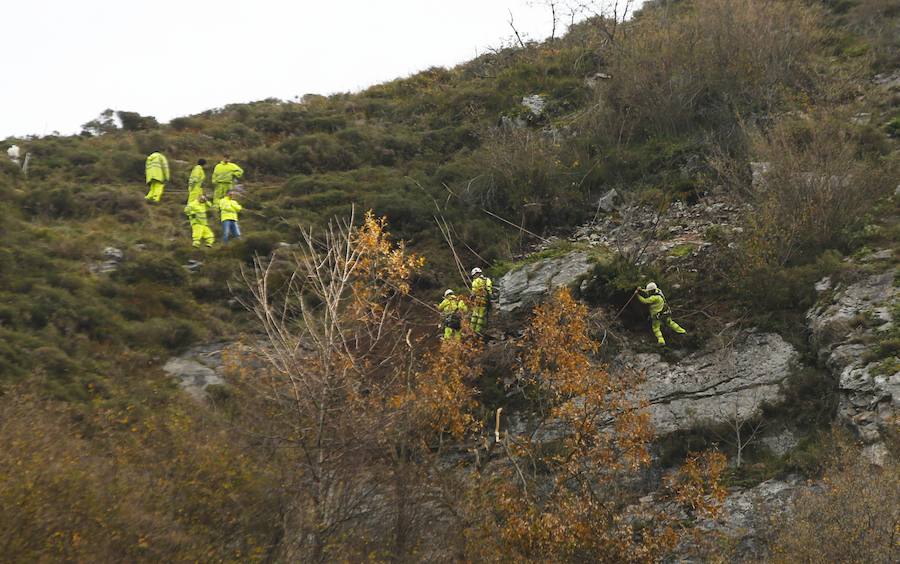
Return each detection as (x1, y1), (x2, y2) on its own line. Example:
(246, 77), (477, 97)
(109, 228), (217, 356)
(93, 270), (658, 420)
(438, 289), (467, 341)
(184, 194), (215, 248)
(637, 282), (687, 346)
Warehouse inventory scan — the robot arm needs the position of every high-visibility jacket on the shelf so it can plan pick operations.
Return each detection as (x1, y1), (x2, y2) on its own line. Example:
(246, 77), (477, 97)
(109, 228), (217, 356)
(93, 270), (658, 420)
(188, 164), (205, 190)
(145, 152), (170, 184)
(438, 296), (467, 328)
(218, 196), (242, 222)
(184, 200), (211, 226)
(638, 292), (667, 316)
(471, 276), (493, 305)
(212, 161), (243, 185)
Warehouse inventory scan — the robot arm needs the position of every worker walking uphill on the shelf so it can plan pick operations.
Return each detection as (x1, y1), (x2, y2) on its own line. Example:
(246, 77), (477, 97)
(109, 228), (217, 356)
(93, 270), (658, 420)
(469, 267), (494, 337)
(218, 190), (243, 243)
(144, 150), (170, 203)
(187, 158), (207, 203)
(184, 194), (215, 248)
(438, 289), (467, 341)
(212, 154), (243, 206)
(636, 282), (686, 346)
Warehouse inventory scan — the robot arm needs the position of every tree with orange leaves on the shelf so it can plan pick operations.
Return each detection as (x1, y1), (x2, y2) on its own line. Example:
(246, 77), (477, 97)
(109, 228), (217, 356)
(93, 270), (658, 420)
(234, 212), (725, 561)
(237, 209), (483, 561)
(459, 288), (726, 562)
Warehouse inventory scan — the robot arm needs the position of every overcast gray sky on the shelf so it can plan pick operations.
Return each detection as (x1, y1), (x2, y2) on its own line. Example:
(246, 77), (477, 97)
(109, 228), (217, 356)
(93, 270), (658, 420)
(3, 0), (643, 139)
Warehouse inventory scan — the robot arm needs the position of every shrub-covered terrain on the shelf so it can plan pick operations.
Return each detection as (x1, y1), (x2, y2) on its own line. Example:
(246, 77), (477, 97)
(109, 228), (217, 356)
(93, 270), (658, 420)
(1, 0), (898, 560)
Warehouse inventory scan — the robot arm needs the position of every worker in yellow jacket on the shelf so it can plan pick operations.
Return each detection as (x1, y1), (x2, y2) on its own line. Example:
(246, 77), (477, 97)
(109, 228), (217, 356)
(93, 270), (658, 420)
(186, 159), (207, 203)
(469, 267), (494, 337)
(144, 150), (170, 203)
(211, 154), (243, 205)
(438, 289), (468, 341)
(218, 190), (243, 243)
(184, 195), (215, 248)
(636, 282), (687, 345)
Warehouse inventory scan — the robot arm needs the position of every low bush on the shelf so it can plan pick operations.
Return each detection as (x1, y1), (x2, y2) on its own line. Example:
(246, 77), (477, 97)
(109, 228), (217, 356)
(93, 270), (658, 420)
(734, 114), (895, 268)
(235, 230), (282, 263)
(770, 442), (900, 562)
(113, 254), (187, 286)
(604, 0), (822, 141)
(126, 317), (203, 351)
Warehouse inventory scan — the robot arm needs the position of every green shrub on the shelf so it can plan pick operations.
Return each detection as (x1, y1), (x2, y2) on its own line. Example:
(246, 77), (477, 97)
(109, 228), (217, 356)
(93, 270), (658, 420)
(236, 231), (282, 263)
(117, 111), (159, 132)
(604, 0), (821, 140)
(134, 132), (167, 155)
(114, 255), (187, 286)
(169, 116), (201, 131)
(107, 151), (145, 181)
(126, 317), (203, 351)
(32, 346), (77, 376)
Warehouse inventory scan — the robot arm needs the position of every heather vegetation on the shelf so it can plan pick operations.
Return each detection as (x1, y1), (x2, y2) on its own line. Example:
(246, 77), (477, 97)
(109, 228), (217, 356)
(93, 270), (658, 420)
(1, 0), (898, 560)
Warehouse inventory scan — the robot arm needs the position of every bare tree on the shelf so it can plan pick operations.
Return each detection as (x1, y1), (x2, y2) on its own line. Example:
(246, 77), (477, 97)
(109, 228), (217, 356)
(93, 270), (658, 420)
(716, 400), (766, 468)
(239, 210), (426, 559)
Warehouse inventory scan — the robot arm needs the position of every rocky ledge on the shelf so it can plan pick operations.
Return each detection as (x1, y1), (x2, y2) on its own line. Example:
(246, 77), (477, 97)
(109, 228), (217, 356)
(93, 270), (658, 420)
(162, 342), (229, 401)
(613, 332), (799, 435)
(807, 266), (898, 446)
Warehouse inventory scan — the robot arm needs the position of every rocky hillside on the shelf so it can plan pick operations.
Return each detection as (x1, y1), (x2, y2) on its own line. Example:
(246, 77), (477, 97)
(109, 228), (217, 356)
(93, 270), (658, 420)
(1, 0), (898, 561)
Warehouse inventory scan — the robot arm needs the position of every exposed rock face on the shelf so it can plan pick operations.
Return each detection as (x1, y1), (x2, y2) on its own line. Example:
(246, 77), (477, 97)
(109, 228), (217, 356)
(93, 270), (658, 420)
(497, 251), (595, 315)
(596, 188), (620, 213)
(184, 259), (203, 273)
(89, 246), (125, 274)
(162, 342), (228, 401)
(696, 476), (813, 561)
(807, 269), (899, 444)
(614, 333), (799, 434)
(630, 475), (813, 562)
(571, 189), (746, 268)
(520, 94), (546, 118)
(503, 333), (798, 444)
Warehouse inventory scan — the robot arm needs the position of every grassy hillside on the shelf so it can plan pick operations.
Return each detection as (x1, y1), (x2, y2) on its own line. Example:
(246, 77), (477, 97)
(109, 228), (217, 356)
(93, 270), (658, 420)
(0, 0), (897, 559)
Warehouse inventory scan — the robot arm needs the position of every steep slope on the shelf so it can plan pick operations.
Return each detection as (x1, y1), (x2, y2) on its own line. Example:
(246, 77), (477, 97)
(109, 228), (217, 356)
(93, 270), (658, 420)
(1, 0), (898, 560)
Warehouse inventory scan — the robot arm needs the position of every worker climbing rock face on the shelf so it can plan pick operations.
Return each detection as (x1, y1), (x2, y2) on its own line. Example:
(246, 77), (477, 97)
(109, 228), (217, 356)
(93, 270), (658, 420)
(211, 154), (243, 206)
(469, 267), (494, 338)
(438, 289), (467, 341)
(218, 190), (243, 243)
(637, 282), (687, 346)
(184, 194), (215, 248)
(187, 158), (207, 204)
(144, 150), (170, 203)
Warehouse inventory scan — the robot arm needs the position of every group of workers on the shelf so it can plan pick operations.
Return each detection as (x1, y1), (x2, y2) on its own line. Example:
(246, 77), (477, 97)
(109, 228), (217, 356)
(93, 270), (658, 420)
(145, 153), (685, 345)
(144, 151), (245, 248)
(437, 271), (686, 346)
(438, 267), (494, 341)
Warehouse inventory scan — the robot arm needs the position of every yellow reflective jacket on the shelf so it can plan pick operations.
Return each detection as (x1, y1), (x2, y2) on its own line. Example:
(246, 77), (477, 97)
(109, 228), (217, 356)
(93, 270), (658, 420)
(218, 196), (242, 222)
(638, 292), (666, 316)
(438, 296), (468, 314)
(471, 276), (493, 304)
(438, 295), (467, 329)
(145, 152), (170, 184)
(184, 200), (211, 226)
(188, 164), (205, 190)
(212, 161), (243, 185)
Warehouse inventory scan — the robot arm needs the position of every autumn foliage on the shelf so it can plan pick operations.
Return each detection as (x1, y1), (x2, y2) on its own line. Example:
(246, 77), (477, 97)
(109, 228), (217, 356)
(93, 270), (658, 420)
(459, 289), (725, 562)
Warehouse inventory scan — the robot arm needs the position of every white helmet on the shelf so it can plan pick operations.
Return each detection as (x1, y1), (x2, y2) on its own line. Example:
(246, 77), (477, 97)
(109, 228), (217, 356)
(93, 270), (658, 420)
(471, 267), (482, 277)
(644, 282), (658, 293)
(444, 289), (455, 297)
